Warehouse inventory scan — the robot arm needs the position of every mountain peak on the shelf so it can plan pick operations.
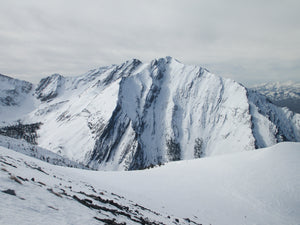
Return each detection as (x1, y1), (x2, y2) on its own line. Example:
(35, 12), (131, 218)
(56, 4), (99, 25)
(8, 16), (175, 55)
(35, 73), (65, 102)
(150, 56), (181, 66)
(1, 59), (299, 170)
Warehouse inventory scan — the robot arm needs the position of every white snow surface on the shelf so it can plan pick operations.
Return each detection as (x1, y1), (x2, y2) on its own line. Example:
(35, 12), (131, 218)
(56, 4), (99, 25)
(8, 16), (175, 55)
(0, 142), (299, 225)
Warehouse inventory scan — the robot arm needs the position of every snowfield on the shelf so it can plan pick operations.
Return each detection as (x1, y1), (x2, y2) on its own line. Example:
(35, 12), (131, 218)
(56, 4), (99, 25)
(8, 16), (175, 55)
(1, 142), (299, 225)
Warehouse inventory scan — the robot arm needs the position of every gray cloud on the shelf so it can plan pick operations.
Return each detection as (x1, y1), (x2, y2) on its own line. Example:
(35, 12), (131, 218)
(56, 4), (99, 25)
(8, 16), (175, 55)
(0, 0), (299, 86)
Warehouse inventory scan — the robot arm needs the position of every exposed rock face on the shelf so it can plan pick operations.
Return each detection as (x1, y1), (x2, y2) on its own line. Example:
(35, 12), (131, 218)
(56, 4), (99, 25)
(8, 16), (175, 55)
(1, 57), (300, 170)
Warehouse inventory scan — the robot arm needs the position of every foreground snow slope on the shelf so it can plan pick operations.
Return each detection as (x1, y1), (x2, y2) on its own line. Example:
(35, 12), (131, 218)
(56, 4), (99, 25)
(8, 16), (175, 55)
(0, 146), (193, 225)
(88, 142), (300, 225)
(1, 142), (299, 225)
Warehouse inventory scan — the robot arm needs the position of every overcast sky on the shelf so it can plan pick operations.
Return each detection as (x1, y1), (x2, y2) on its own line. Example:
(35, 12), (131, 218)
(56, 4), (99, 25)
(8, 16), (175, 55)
(0, 0), (299, 86)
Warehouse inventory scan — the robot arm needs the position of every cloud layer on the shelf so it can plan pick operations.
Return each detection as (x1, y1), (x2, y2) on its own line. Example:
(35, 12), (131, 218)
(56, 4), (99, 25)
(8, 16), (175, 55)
(0, 0), (299, 86)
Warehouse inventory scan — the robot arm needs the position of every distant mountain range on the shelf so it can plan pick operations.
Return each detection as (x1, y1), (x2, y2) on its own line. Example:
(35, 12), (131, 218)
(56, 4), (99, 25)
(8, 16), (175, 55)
(0, 57), (299, 170)
(251, 81), (300, 113)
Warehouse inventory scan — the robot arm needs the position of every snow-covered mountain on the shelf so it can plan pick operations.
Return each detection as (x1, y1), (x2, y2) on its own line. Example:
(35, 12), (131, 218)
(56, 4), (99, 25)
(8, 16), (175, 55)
(1, 142), (299, 225)
(1, 57), (300, 170)
(251, 81), (300, 113)
(0, 74), (32, 107)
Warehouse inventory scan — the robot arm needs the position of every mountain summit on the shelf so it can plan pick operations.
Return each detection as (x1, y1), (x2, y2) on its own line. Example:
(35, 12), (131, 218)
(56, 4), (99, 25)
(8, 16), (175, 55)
(1, 57), (299, 170)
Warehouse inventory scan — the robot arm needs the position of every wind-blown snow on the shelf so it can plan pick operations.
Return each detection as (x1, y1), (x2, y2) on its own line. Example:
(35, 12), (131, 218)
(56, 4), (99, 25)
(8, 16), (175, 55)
(0, 142), (299, 225)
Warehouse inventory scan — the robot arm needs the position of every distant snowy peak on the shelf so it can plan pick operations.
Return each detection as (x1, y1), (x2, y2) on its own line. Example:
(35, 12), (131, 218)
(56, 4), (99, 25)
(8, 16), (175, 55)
(251, 81), (300, 113)
(0, 73), (32, 106)
(251, 81), (300, 100)
(34, 59), (143, 102)
(35, 73), (65, 102)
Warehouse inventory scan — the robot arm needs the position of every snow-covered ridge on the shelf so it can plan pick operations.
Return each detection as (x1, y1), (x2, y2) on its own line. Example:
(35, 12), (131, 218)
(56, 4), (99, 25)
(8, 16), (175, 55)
(251, 81), (300, 99)
(35, 73), (65, 102)
(1, 57), (300, 170)
(0, 73), (32, 106)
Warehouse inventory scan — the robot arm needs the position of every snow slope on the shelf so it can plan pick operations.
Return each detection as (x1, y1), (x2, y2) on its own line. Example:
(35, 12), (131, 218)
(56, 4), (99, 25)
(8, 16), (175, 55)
(1, 57), (300, 170)
(0, 146), (200, 225)
(24, 59), (143, 163)
(251, 81), (300, 113)
(1, 142), (299, 225)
